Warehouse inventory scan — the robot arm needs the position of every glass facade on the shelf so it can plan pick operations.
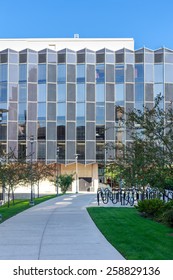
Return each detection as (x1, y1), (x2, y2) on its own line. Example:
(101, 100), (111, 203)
(0, 47), (173, 166)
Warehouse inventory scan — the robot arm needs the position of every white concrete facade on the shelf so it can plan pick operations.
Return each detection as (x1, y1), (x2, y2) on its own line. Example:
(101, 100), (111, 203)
(0, 37), (134, 51)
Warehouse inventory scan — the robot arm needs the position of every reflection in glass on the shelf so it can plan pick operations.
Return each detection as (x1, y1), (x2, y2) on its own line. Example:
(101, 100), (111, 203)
(77, 103), (85, 121)
(38, 103), (46, 120)
(19, 64), (27, 82)
(57, 103), (66, 121)
(115, 64), (124, 83)
(165, 64), (173, 83)
(18, 103), (27, 123)
(77, 64), (85, 83)
(57, 123), (65, 140)
(37, 141), (46, 159)
(77, 122), (85, 140)
(0, 83), (7, 102)
(38, 64), (46, 83)
(154, 64), (163, 83)
(96, 104), (105, 125)
(145, 64), (153, 82)
(19, 83), (27, 102)
(96, 64), (105, 83)
(96, 84), (104, 102)
(28, 64), (37, 82)
(37, 122), (46, 139)
(57, 64), (66, 82)
(0, 64), (7, 82)
(115, 84), (124, 105)
(38, 83), (46, 102)
(77, 83), (85, 102)
(57, 84), (66, 102)
(135, 83), (144, 102)
(135, 64), (144, 82)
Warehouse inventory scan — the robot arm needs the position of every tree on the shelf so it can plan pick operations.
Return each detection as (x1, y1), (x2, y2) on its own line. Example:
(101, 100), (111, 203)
(57, 174), (74, 194)
(114, 95), (173, 190)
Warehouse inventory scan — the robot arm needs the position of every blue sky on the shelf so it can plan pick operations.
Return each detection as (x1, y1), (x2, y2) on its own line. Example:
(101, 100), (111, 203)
(0, 0), (173, 50)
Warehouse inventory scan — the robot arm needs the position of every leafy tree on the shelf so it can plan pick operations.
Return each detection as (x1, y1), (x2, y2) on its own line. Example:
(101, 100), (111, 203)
(114, 95), (173, 190)
(57, 174), (74, 194)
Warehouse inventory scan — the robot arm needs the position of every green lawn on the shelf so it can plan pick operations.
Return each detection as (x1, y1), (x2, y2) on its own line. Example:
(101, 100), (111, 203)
(87, 207), (173, 260)
(0, 195), (57, 223)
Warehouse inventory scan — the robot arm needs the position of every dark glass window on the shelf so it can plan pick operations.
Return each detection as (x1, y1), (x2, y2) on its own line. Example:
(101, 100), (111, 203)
(77, 53), (85, 63)
(96, 126), (105, 140)
(58, 53), (66, 63)
(39, 53), (46, 63)
(0, 125), (7, 140)
(37, 141), (46, 159)
(135, 53), (144, 63)
(57, 123), (65, 140)
(77, 144), (85, 160)
(38, 122), (46, 140)
(96, 53), (105, 63)
(154, 53), (163, 63)
(77, 123), (85, 140)
(19, 53), (27, 63)
(0, 53), (8, 63)
(116, 53), (124, 63)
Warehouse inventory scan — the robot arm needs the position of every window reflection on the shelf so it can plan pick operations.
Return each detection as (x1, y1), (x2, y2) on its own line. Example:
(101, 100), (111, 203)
(57, 123), (65, 140)
(37, 121), (46, 139)
(19, 83), (27, 102)
(77, 83), (85, 102)
(57, 103), (66, 121)
(96, 84), (104, 102)
(0, 64), (7, 82)
(96, 104), (105, 125)
(57, 84), (66, 102)
(77, 64), (85, 83)
(96, 64), (105, 83)
(19, 64), (27, 82)
(115, 64), (124, 83)
(135, 84), (144, 102)
(115, 84), (124, 106)
(135, 64), (144, 83)
(77, 103), (85, 121)
(37, 141), (46, 159)
(154, 64), (163, 83)
(38, 103), (46, 120)
(38, 83), (46, 102)
(77, 122), (85, 140)
(57, 64), (66, 83)
(38, 64), (46, 83)
(0, 83), (7, 102)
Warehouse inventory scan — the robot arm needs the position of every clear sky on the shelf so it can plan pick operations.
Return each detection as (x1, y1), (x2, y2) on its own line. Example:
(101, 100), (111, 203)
(0, 0), (173, 50)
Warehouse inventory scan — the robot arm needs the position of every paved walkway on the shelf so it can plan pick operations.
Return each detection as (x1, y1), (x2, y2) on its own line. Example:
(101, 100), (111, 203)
(0, 194), (125, 260)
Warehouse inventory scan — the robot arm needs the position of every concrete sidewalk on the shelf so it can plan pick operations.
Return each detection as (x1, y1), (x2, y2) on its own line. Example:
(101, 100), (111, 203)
(0, 194), (125, 260)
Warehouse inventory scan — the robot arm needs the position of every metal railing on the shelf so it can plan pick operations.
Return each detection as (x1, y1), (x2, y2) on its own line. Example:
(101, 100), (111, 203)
(97, 187), (173, 206)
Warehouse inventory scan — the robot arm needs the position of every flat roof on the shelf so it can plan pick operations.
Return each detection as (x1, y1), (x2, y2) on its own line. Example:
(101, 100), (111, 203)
(0, 38), (134, 51)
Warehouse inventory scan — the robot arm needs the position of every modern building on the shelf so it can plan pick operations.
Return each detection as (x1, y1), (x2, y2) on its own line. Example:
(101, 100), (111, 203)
(0, 37), (173, 193)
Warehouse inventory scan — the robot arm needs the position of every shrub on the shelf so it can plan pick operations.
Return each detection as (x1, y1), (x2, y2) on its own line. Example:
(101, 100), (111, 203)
(162, 209), (173, 227)
(136, 199), (165, 218)
(163, 200), (173, 211)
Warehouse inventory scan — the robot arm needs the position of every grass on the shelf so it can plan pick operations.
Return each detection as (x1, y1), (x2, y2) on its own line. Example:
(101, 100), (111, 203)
(87, 207), (173, 260)
(0, 195), (57, 223)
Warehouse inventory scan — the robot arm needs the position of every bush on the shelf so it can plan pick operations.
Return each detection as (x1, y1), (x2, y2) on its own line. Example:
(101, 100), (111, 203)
(136, 199), (165, 218)
(162, 209), (173, 227)
(163, 200), (173, 211)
